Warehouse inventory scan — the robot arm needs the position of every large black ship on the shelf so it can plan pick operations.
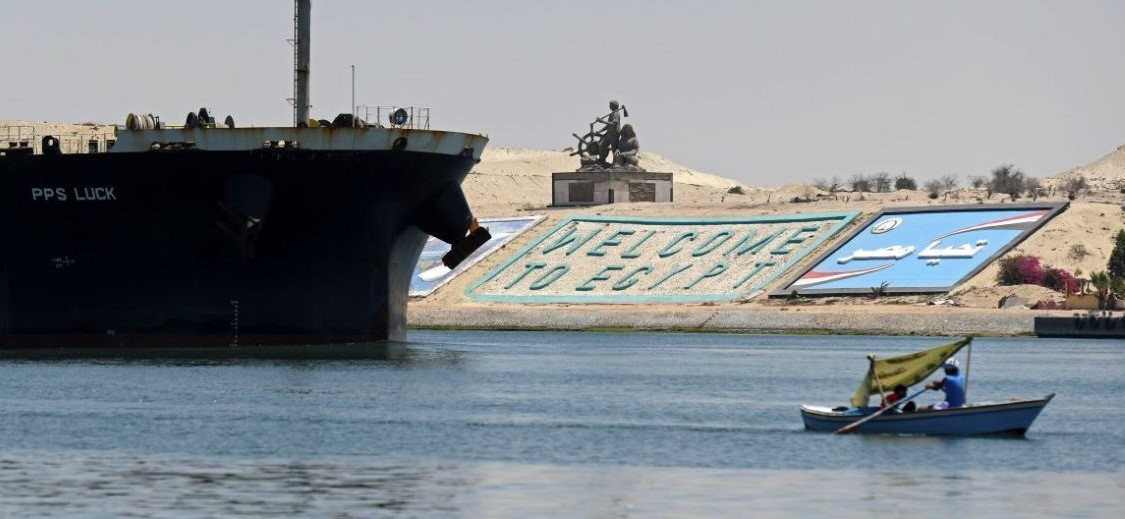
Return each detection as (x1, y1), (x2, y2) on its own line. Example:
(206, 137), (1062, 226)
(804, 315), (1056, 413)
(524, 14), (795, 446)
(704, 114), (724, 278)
(0, 1), (489, 348)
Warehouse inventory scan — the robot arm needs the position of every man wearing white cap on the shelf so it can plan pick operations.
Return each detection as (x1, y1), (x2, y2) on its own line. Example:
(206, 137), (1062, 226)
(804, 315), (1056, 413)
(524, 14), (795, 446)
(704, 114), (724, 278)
(923, 358), (966, 411)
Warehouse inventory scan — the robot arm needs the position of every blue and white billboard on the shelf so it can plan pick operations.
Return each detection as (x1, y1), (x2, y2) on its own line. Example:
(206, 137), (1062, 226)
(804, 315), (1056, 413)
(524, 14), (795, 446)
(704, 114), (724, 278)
(774, 203), (1067, 295)
(410, 215), (546, 297)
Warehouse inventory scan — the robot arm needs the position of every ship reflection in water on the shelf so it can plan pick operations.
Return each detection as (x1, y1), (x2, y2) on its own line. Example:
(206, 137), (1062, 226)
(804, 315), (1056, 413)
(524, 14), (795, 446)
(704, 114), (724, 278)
(0, 341), (456, 362)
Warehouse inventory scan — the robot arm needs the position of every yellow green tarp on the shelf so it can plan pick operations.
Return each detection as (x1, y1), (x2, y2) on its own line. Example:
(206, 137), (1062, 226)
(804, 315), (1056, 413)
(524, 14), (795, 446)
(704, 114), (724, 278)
(850, 337), (972, 408)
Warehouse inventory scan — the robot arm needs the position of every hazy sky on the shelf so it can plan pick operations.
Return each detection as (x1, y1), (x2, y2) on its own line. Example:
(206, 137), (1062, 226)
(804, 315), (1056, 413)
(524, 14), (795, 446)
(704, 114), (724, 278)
(3, 1), (1122, 186)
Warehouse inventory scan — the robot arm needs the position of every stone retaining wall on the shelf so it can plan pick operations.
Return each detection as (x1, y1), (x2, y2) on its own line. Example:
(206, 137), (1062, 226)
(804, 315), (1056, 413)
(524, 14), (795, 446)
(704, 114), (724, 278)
(409, 304), (1058, 336)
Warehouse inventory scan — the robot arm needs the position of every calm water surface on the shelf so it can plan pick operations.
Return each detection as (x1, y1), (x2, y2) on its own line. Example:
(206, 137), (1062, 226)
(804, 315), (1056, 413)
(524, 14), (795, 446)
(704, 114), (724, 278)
(0, 332), (1122, 517)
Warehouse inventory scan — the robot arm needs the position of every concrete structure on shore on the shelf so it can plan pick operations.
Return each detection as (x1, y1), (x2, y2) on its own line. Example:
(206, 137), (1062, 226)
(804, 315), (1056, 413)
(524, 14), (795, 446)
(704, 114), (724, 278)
(552, 171), (673, 206)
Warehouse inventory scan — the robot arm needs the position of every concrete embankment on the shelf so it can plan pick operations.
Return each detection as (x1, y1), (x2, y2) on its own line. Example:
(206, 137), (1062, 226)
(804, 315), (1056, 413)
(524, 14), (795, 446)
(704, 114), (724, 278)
(410, 304), (1066, 336)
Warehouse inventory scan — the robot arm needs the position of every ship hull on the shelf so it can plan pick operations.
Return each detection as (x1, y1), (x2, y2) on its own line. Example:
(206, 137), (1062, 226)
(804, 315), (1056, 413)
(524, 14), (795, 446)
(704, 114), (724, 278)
(0, 147), (477, 348)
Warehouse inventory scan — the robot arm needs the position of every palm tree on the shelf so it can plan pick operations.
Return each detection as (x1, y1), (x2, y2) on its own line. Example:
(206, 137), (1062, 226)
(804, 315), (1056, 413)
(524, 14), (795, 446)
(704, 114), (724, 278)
(1110, 276), (1125, 310)
(1090, 271), (1112, 310)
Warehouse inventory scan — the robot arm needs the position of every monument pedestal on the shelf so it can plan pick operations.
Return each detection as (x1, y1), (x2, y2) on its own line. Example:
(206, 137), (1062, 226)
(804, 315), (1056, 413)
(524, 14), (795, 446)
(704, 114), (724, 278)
(551, 170), (673, 206)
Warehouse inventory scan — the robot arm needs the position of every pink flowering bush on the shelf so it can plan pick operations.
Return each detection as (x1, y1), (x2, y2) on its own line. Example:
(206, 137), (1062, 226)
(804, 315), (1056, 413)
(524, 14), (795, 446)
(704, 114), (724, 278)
(1015, 255), (1045, 285)
(997, 254), (1079, 294)
(1044, 267), (1079, 295)
(997, 254), (1043, 285)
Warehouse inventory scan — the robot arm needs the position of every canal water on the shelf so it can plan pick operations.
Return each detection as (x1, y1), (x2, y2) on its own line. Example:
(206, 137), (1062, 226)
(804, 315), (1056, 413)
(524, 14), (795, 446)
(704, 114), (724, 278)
(1, 332), (1121, 517)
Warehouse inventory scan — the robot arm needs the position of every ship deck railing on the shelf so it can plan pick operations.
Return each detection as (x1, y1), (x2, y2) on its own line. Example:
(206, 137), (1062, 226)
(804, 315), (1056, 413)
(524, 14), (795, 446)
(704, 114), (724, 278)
(356, 105), (430, 130)
(2, 124), (117, 155)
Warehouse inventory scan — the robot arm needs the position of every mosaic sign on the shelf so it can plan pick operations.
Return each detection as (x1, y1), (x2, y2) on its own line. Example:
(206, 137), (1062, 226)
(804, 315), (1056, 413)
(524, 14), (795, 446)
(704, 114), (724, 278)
(774, 203), (1068, 296)
(466, 213), (857, 303)
(410, 215), (546, 297)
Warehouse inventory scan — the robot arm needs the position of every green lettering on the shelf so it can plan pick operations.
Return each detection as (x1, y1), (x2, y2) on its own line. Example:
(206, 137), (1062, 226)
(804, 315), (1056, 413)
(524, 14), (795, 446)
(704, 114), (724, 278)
(542, 226), (602, 256)
(658, 232), (697, 258)
(733, 260), (776, 289)
(505, 262), (546, 289)
(587, 230), (635, 257)
(621, 230), (656, 258)
(648, 263), (693, 289)
(576, 265), (625, 291)
(725, 228), (785, 256)
(685, 263), (728, 289)
(529, 265), (570, 290)
(771, 225), (820, 255)
(692, 231), (733, 257)
(613, 266), (653, 291)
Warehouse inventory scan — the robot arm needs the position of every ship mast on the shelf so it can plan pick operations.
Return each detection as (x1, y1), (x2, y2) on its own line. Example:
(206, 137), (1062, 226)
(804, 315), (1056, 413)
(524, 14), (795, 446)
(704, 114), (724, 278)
(293, 0), (311, 126)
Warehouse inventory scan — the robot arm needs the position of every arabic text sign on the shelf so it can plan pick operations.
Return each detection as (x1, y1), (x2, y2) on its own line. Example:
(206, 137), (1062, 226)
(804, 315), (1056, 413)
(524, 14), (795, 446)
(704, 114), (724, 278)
(467, 213), (857, 303)
(410, 216), (545, 297)
(775, 203), (1067, 295)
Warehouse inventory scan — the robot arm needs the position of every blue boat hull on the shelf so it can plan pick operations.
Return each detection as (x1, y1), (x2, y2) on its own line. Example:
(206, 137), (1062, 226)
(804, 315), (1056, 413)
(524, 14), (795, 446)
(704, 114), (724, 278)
(800, 394), (1054, 436)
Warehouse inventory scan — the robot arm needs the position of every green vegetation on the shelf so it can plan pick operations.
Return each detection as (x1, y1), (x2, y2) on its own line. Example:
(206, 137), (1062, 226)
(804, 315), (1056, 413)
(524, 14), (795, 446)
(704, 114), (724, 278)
(988, 164), (1026, 199)
(894, 173), (917, 191)
(1063, 176), (1089, 200)
(1068, 244), (1090, 262)
(996, 254), (1079, 294)
(1109, 229), (1125, 279)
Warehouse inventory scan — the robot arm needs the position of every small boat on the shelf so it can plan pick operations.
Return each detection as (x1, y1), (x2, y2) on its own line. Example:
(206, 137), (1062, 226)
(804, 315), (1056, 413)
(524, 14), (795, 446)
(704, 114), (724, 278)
(801, 394), (1054, 436)
(801, 337), (1054, 436)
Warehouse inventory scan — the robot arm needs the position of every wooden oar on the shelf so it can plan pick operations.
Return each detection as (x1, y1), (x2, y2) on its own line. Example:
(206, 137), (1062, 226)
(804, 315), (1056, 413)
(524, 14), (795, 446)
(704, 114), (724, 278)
(834, 388), (929, 435)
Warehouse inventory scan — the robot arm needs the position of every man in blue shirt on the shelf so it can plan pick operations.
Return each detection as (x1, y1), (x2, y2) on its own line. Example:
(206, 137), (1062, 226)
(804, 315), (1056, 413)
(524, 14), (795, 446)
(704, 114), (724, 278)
(924, 359), (965, 410)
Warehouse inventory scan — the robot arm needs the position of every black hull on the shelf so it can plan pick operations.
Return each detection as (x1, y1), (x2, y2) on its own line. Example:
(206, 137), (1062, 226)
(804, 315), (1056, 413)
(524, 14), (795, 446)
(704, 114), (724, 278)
(0, 148), (477, 348)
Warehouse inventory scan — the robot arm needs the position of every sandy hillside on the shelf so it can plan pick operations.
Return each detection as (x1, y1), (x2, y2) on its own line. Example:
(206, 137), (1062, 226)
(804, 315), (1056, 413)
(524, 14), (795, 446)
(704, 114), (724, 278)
(1057, 144), (1125, 184)
(464, 148), (752, 215)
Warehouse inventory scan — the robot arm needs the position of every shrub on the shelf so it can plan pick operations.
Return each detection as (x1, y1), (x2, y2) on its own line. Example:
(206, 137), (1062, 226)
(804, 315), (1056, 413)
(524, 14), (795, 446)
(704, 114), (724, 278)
(1063, 176), (1088, 200)
(1044, 268), (1079, 294)
(1016, 255), (1045, 285)
(940, 174), (959, 192)
(727, 185), (744, 195)
(1068, 244), (1090, 261)
(894, 173), (917, 191)
(848, 174), (871, 193)
(1024, 177), (1046, 200)
(996, 256), (1021, 285)
(989, 164), (1026, 199)
(999, 254), (1083, 294)
(924, 179), (943, 199)
(873, 172), (892, 193)
(996, 254), (1044, 286)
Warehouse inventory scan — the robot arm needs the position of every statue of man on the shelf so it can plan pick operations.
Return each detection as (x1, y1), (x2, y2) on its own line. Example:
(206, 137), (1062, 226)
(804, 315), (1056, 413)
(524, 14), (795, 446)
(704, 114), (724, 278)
(596, 100), (623, 166)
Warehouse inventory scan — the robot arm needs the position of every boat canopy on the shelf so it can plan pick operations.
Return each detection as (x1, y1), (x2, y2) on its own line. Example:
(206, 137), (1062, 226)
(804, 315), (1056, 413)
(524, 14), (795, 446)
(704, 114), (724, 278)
(850, 337), (972, 408)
